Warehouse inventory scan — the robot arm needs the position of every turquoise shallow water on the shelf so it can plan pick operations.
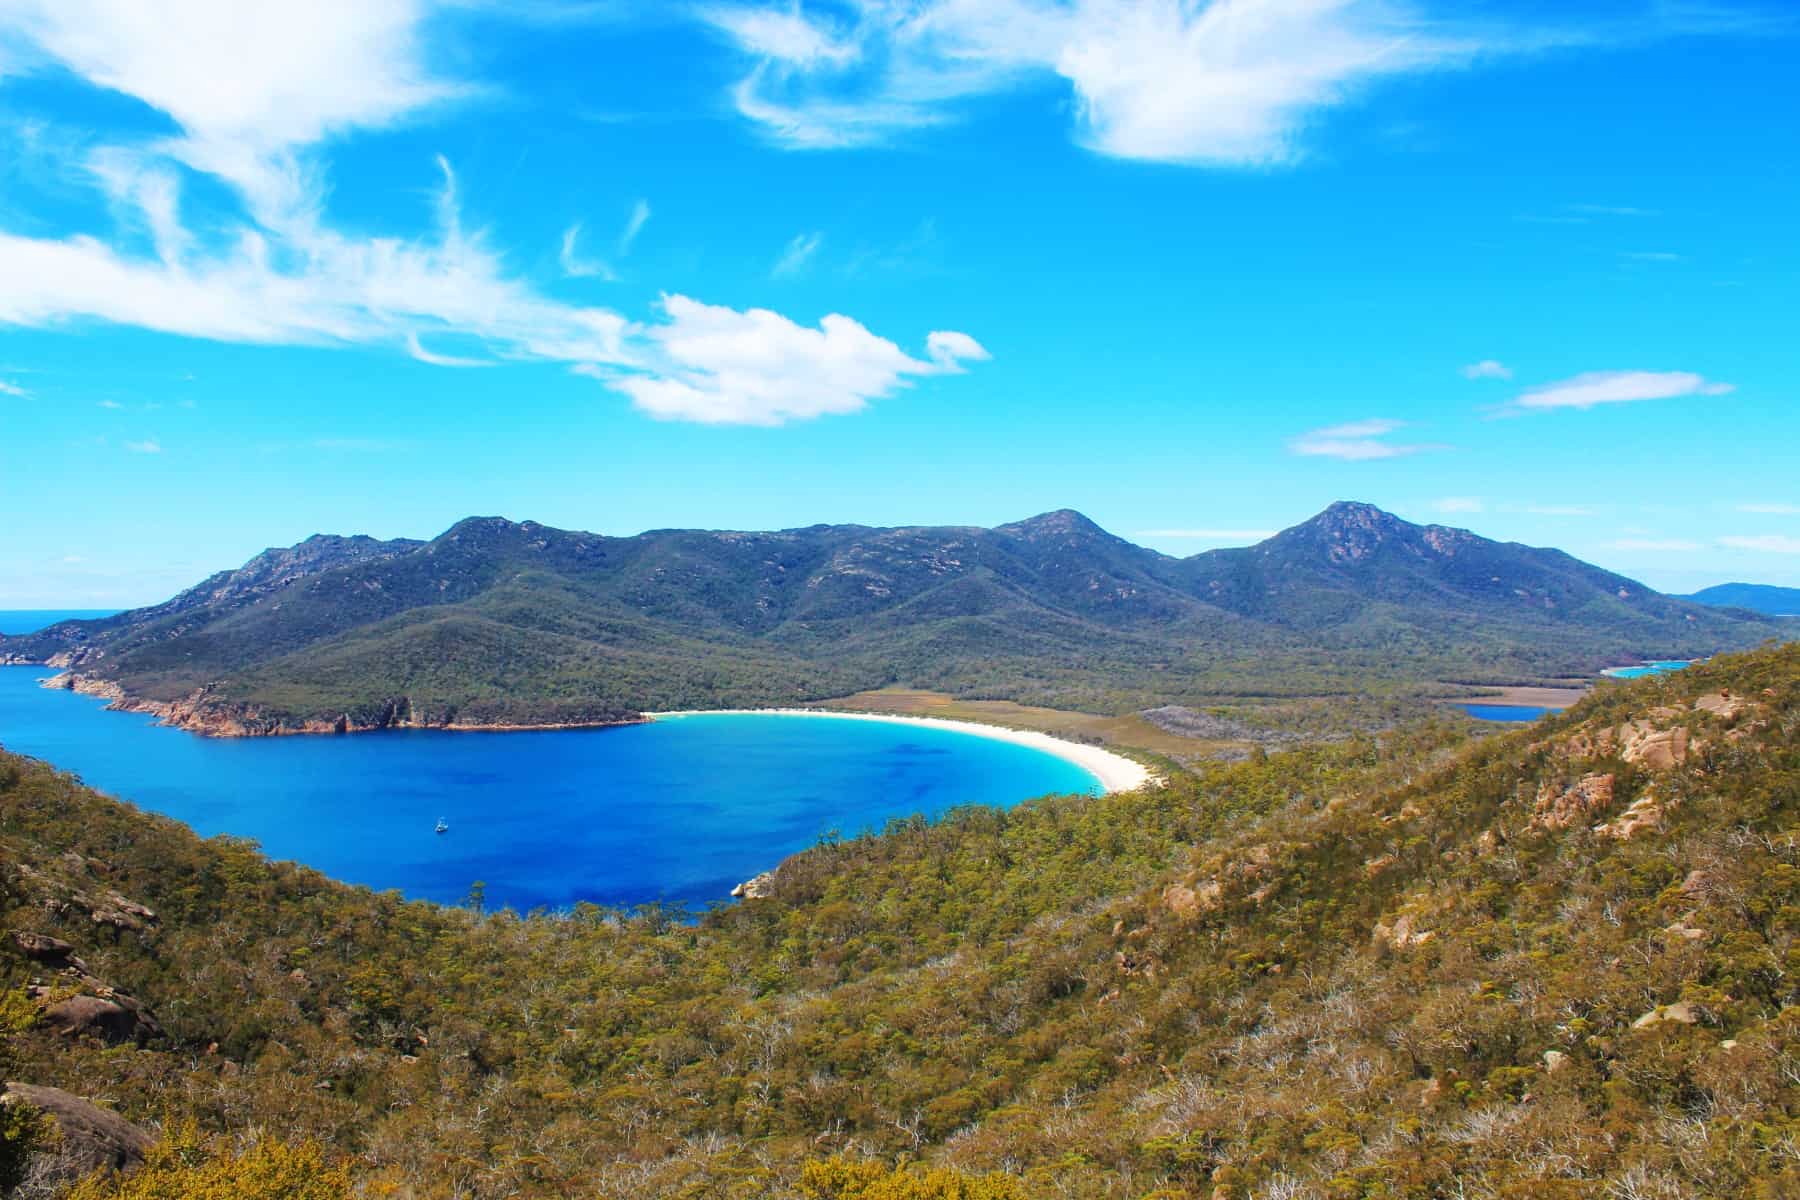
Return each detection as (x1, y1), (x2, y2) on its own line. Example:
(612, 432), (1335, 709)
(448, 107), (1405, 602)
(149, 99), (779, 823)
(1603, 660), (1695, 680)
(0, 666), (1099, 911)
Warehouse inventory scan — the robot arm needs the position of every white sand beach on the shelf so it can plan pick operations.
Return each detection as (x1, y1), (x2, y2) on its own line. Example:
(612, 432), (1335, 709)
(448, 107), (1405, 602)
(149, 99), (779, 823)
(649, 708), (1156, 794)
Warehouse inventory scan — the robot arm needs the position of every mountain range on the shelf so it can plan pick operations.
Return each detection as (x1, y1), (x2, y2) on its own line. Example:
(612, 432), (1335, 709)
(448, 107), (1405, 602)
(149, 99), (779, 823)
(1677, 581), (1800, 617)
(0, 501), (1781, 735)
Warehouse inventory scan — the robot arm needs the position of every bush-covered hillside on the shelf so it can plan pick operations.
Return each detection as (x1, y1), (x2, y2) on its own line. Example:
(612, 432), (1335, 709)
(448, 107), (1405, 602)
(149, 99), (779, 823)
(1, 643), (1797, 1197)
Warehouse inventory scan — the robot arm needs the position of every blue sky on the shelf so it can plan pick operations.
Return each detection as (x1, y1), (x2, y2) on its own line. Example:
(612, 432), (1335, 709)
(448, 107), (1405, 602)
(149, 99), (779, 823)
(1, 0), (1796, 607)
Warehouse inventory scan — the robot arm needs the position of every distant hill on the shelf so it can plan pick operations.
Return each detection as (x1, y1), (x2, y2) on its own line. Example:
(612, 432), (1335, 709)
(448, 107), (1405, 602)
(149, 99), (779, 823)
(1677, 581), (1800, 617)
(0, 501), (1780, 734)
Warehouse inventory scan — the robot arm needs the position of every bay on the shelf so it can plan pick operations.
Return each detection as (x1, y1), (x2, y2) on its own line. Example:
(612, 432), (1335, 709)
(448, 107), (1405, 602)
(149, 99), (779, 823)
(0, 666), (1099, 911)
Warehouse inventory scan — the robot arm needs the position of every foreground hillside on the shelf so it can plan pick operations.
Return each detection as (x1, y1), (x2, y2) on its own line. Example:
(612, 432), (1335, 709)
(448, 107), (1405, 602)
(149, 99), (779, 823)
(0, 504), (1774, 736)
(1, 643), (1797, 1196)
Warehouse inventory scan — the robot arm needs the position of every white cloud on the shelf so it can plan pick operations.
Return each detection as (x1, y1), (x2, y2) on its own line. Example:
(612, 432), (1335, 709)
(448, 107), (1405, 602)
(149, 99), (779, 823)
(1610, 538), (1699, 552)
(1431, 496), (1483, 514)
(1509, 370), (1734, 413)
(1721, 535), (1800, 555)
(1135, 528), (1276, 540)
(0, 0), (460, 223)
(124, 438), (161, 454)
(0, 4), (985, 425)
(405, 331), (494, 369)
(617, 199), (651, 256)
(705, 6), (860, 67)
(925, 330), (989, 369)
(707, 0), (1498, 166)
(772, 231), (824, 278)
(1288, 418), (1448, 461)
(559, 201), (647, 279)
(96, 399), (122, 409)
(1460, 359), (1512, 380)
(603, 294), (987, 425)
(1737, 503), (1800, 515)
(0, 379), (30, 397)
(558, 223), (615, 280)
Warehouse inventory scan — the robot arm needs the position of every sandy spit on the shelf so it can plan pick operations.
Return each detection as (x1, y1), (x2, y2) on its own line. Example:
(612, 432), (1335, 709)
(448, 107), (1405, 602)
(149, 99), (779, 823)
(648, 708), (1157, 795)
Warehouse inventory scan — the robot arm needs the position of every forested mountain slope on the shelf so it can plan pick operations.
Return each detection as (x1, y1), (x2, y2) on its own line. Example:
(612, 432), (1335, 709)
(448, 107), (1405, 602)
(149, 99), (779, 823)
(0, 504), (1774, 735)
(1, 644), (1797, 1196)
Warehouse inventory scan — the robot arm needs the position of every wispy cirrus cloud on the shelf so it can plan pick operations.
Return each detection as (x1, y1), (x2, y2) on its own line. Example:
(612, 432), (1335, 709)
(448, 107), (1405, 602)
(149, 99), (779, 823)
(1737, 503), (1800, 515)
(558, 224), (616, 280)
(1721, 534), (1800, 554)
(0, 379), (29, 397)
(1288, 418), (1448, 462)
(404, 332), (494, 369)
(123, 438), (161, 454)
(0, 2), (983, 426)
(1430, 496), (1483, 514)
(704, 0), (1510, 166)
(617, 198), (651, 256)
(1610, 538), (1700, 552)
(1460, 359), (1512, 380)
(1504, 370), (1734, 414)
(772, 230), (824, 278)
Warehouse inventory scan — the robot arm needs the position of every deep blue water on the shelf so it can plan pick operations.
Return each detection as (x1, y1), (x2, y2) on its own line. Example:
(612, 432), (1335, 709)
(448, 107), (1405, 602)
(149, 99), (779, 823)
(1459, 704), (1563, 723)
(0, 610), (120, 635)
(0, 667), (1099, 911)
(1603, 660), (1694, 679)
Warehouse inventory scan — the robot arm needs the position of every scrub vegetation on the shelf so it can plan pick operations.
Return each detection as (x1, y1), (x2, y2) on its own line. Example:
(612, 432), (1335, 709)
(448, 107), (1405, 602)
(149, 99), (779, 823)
(1, 643), (1797, 1196)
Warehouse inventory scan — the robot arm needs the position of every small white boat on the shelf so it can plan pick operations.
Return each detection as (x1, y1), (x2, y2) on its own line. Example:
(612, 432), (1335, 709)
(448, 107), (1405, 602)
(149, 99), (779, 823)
(434, 818), (449, 835)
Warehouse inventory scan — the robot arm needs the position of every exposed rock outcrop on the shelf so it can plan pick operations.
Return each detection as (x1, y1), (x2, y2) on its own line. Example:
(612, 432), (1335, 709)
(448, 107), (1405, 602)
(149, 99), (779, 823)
(1372, 912), (1435, 950)
(2, 1082), (154, 1189)
(1632, 1001), (1700, 1030)
(1595, 790), (1671, 841)
(7, 931), (77, 966)
(31, 988), (164, 1045)
(1621, 724), (1691, 770)
(731, 871), (777, 901)
(1532, 772), (1615, 831)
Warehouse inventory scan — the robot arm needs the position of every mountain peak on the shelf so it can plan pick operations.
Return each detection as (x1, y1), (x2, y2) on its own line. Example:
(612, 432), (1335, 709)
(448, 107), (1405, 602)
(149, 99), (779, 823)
(997, 509), (1107, 539)
(1259, 501), (1426, 567)
(1311, 500), (1411, 532)
(437, 516), (526, 543)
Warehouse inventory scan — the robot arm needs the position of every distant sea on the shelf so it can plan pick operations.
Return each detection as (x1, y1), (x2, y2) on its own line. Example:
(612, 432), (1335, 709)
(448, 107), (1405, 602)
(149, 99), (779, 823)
(0, 610), (120, 635)
(0, 666), (1100, 911)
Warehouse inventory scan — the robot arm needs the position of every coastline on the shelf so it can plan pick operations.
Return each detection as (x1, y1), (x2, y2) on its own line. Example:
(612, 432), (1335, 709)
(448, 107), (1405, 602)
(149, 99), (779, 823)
(649, 707), (1158, 795)
(33, 670), (644, 738)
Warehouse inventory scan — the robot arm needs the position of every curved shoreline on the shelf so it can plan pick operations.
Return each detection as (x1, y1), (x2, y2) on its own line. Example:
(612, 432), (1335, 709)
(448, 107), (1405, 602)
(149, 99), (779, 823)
(649, 707), (1157, 795)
